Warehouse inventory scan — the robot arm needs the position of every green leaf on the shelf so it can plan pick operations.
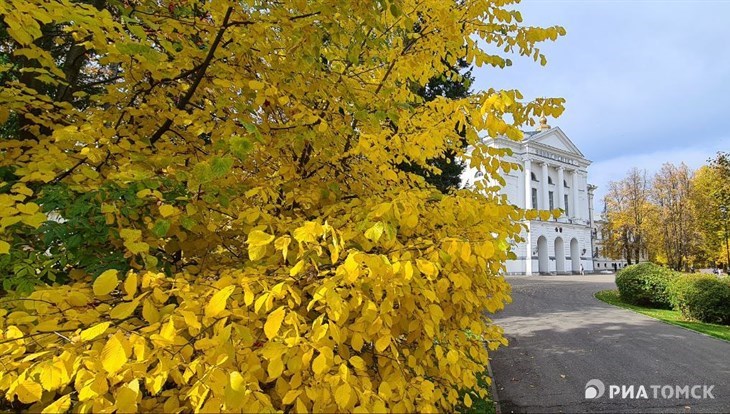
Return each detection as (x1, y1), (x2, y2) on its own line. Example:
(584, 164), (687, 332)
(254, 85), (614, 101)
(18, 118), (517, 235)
(210, 157), (233, 178)
(230, 136), (253, 160)
(152, 219), (170, 237)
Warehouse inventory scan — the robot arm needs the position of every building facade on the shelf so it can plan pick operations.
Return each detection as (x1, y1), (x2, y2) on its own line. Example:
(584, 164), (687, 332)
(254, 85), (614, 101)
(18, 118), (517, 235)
(464, 118), (596, 275)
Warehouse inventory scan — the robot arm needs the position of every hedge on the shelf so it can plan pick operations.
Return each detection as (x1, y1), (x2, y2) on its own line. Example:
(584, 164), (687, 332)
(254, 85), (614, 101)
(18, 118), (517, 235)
(615, 263), (678, 308)
(669, 274), (730, 325)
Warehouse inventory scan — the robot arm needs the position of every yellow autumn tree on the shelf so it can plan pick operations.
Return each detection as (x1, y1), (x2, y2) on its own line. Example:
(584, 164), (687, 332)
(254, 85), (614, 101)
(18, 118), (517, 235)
(0, 0), (564, 412)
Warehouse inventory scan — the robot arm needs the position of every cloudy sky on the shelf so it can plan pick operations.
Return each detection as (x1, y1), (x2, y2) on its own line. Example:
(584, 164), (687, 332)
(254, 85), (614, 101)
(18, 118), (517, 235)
(472, 0), (730, 206)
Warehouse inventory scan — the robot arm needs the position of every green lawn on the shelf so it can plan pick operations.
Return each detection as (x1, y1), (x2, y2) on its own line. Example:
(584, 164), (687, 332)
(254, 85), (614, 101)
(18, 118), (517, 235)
(595, 290), (730, 342)
(457, 369), (497, 414)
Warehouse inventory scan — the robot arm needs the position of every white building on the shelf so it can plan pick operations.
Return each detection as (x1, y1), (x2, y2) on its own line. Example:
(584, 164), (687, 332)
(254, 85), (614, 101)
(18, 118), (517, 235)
(464, 118), (596, 275)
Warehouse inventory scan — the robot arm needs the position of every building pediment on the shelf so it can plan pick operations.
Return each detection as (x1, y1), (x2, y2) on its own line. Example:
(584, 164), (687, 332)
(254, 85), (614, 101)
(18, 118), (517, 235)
(525, 127), (585, 158)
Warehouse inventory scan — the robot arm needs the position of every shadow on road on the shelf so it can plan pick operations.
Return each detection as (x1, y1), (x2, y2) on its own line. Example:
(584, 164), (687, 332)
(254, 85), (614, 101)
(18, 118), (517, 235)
(489, 275), (730, 413)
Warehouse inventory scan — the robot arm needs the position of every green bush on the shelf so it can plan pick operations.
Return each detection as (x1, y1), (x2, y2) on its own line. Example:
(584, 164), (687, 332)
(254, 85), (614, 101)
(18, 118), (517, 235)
(669, 274), (730, 325)
(615, 263), (678, 308)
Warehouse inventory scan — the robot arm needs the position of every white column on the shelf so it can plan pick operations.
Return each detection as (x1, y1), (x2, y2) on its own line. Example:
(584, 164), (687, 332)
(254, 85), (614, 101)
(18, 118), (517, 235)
(525, 222), (532, 275)
(523, 159), (532, 275)
(572, 170), (580, 219)
(557, 167), (565, 211)
(541, 163), (549, 210)
(524, 160), (532, 209)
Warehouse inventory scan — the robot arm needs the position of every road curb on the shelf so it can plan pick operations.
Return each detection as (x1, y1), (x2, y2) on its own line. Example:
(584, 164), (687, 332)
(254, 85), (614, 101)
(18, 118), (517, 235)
(486, 357), (501, 414)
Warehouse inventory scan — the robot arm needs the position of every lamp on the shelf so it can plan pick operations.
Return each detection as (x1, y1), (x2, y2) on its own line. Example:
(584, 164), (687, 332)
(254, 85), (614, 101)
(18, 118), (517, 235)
(582, 248), (586, 255)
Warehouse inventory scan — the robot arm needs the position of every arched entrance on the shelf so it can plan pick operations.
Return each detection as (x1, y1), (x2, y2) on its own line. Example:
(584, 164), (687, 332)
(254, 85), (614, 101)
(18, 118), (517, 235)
(554, 237), (565, 274)
(570, 238), (580, 274)
(537, 236), (549, 274)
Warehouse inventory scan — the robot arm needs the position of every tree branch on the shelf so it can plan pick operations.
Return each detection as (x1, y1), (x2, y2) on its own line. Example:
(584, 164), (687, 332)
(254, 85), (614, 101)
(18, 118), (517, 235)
(149, 6), (234, 146)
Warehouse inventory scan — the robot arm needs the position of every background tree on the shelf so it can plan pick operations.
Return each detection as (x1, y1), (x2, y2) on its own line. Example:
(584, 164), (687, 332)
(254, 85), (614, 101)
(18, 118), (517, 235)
(399, 60), (473, 193)
(691, 152), (730, 270)
(650, 163), (698, 271)
(602, 168), (650, 264)
(0, 0), (565, 412)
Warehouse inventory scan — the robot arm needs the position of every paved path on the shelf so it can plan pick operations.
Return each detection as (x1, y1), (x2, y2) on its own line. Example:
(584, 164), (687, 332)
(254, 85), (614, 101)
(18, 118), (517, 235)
(490, 274), (730, 413)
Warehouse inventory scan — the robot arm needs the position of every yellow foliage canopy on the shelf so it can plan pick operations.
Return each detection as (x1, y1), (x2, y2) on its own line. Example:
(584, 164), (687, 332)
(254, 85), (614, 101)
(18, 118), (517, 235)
(0, 0), (564, 411)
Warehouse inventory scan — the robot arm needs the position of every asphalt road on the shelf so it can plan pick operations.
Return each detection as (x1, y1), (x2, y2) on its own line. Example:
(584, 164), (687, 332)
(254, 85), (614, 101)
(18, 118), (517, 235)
(490, 274), (730, 413)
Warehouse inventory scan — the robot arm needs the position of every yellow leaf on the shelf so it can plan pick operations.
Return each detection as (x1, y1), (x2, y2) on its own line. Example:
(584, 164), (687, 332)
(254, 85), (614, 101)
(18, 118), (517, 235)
(16, 202), (39, 215)
(39, 361), (69, 391)
(329, 244), (339, 265)
(248, 80), (264, 89)
(110, 299), (140, 319)
(268, 357), (284, 379)
(416, 259), (438, 278)
(464, 393), (473, 407)
(93, 269), (119, 296)
(282, 389), (301, 405)
(295, 397), (308, 413)
(159, 204), (176, 217)
(248, 230), (275, 261)
(42, 394), (72, 414)
(335, 383), (352, 409)
(205, 285), (235, 318)
(124, 241), (149, 255)
(248, 230), (275, 246)
(120, 228), (141, 242)
(248, 245), (267, 261)
(274, 236), (290, 260)
(101, 334), (128, 373)
(160, 317), (176, 341)
(312, 353), (328, 375)
(243, 288), (254, 307)
(15, 381), (42, 404)
(364, 222), (384, 242)
(403, 261), (413, 280)
(290, 260), (305, 276)
(123, 273), (138, 298)
(349, 356), (366, 371)
(446, 349), (458, 364)
(382, 168), (398, 181)
(460, 243), (472, 262)
(351, 332), (364, 352)
(225, 372), (245, 410)
(375, 334), (390, 352)
(78, 375), (108, 401)
(0, 240), (9, 254)
(539, 210), (551, 221)
(142, 299), (160, 324)
(477, 241), (495, 259)
(21, 212), (46, 228)
(264, 306), (286, 339)
(80, 321), (111, 341)
(378, 381), (392, 400)
(115, 379), (140, 413)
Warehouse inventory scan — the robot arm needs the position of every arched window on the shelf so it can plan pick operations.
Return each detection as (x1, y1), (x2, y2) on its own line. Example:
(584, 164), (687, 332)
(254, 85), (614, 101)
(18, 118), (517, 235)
(564, 179), (569, 188)
(548, 176), (554, 185)
(531, 172), (538, 181)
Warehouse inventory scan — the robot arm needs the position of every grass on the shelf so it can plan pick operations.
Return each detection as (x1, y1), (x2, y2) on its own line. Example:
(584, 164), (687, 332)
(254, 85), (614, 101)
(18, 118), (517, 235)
(595, 289), (730, 342)
(456, 369), (497, 414)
